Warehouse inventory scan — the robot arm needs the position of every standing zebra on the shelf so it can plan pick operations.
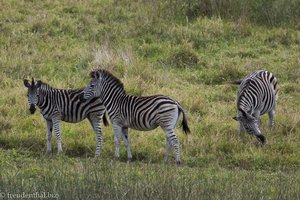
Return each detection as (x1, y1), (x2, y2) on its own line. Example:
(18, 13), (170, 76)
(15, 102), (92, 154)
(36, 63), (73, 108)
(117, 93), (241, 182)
(232, 70), (278, 144)
(80, 69), (190, 164)
(24, 78), (108, 156)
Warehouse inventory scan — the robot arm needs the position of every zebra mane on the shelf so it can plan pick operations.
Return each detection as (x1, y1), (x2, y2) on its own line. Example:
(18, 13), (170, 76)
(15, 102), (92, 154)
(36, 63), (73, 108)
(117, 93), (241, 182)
(240, 78), (255, 90)
(37, 80), (52, 89)
(237, 78), (253, 103)
(90, 69), (124, 91)
(38, 81), (82, 92)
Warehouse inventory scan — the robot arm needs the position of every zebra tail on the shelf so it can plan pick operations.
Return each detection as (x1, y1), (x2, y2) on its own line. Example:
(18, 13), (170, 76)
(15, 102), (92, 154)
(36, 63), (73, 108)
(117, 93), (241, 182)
(178, 106), (190, 135)
(102, 113), (109, 127)
(229, 80), (243, 85)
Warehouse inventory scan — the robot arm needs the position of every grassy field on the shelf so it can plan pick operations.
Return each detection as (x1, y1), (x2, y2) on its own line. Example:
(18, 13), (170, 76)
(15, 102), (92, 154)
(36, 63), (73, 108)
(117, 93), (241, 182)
(0, 0), (299, 199)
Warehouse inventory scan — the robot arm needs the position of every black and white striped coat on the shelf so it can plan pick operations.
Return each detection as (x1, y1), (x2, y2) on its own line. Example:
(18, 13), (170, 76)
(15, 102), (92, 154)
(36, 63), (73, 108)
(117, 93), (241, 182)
(233, 70), (278, 143)
(80, 69), (190, 164)
(24, 78), (107, 155)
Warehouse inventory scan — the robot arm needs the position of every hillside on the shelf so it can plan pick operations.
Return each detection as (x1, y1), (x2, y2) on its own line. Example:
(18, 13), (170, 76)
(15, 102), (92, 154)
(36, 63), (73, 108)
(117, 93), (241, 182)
(0, 0), (299, 199)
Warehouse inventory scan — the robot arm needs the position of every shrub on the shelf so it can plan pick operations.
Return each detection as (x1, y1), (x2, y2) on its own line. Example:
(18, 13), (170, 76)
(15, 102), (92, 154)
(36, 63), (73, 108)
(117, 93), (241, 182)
(166, 43), (200, 68)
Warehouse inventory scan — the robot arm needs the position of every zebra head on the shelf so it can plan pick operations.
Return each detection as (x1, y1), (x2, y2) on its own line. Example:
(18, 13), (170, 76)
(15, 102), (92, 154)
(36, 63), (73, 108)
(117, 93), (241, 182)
(80, 70), (102, 102)
(24, 78), (41, 114)
(233, 109), (265, 144)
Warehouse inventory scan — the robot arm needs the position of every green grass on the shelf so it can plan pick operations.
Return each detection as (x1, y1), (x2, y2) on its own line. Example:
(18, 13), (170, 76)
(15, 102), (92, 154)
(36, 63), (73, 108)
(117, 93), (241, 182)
(1, 150), (299, 200)
(0, 0), (299, 199)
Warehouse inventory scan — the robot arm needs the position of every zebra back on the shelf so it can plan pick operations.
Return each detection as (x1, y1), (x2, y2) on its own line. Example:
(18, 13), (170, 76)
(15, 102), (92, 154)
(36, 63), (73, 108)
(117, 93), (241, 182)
(237, 70), (278, 115)
(37, 81), (106, 123)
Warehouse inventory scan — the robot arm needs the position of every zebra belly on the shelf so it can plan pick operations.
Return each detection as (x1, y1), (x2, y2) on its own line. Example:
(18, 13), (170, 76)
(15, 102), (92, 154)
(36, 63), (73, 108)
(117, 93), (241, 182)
(61, 114), (87, 123)
(115, 119), (159, 131)
(61, 118), (85, 123)
(129, 124), (159, 131)
(40, 110), (87, 123)
(126, 116), (160, 131)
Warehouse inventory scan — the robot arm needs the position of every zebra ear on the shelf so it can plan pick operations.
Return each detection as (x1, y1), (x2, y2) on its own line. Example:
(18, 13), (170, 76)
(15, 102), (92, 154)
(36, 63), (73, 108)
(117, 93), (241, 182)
(239, 109), (254, 120)
(238, 109), (247, 117)
(24, 79), (30, 88)
(90, 71), (96, 78)
(233, 116), (240, 121)
(90, 71), (99, 79)
(95, 71), (100, 79)
(36, 80), (42, 88)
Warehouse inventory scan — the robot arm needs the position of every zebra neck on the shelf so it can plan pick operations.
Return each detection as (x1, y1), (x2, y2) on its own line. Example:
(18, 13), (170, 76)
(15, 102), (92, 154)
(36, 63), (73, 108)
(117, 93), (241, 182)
(37, 85), (54, 108)
(238, 90), (260, 113)
(101, 87), (126, 115)
(239, 106), (252, 114)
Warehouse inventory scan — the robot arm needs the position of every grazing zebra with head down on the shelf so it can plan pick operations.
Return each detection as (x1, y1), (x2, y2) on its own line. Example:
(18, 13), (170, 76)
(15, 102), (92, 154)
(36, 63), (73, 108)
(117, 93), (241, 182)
(232, 70), (278, 144)
(80, 69), (190, 164)
(24, 78), (108, 156)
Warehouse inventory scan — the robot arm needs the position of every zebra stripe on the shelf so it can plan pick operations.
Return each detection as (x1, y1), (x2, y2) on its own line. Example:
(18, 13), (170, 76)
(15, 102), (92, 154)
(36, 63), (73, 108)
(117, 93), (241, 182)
(80, 69), (190, 164)
(233, 70), (278, 143)
(24, 78), (107, 156)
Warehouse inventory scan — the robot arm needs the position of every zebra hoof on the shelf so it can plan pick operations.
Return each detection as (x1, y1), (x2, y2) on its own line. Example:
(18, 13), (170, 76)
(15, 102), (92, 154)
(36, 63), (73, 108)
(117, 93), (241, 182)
(45, 150), (52, 155)
(114, 156), (120, 161)
(95, 152), (101, 157)
(176, 160), (181, 165)
(127, 158), (132, 163)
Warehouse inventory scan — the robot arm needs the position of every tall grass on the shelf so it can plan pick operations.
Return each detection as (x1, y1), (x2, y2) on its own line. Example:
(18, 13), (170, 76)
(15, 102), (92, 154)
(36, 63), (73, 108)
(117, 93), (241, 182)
(163, 0), (300, 27)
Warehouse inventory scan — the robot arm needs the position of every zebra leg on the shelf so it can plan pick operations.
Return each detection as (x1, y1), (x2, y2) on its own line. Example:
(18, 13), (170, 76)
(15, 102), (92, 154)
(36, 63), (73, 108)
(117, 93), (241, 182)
(52, 118), (63, 153)
(122, 127), (132, 162)
(268, 110), (275, 129)
(253, 111), (261, 126)
(253, 111), (266, 143)
(88, 115), (103, 157)
(113, 125), (122, 160)
(164, 139), (172, 164)
(46, 119), (53, 154)
(164, 130), (181, 165)
(238, 121), (249, 143)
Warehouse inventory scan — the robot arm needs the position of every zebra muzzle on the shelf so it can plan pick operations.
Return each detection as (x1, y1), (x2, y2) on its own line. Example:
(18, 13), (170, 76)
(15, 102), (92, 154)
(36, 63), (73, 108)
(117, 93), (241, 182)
(29, 104), (36, 114)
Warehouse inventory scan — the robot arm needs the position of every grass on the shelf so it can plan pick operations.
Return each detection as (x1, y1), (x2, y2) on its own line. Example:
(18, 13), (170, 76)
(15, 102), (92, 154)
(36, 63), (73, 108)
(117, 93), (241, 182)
(0, 150), (299, 200)
(0, 0), (299, 199)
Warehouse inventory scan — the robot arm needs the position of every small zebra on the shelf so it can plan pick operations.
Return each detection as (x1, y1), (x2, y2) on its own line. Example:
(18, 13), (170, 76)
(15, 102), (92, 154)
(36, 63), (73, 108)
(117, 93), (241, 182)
(232, 70), (278, 144)
(24, 78), (108, 155)
(80, 69), (190, 164)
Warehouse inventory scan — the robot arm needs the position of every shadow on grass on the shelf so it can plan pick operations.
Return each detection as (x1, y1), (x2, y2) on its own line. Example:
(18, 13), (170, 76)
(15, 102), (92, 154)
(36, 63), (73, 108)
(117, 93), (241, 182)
(0, 135), (96, 158)
(0, 136), (163, 164)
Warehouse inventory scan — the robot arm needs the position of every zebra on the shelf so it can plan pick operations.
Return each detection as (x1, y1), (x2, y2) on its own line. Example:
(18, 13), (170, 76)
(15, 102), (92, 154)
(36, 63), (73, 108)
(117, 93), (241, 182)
(232, 70), (278, 144)
(23, 78), (108, 156)
(80, 69), (190, 164)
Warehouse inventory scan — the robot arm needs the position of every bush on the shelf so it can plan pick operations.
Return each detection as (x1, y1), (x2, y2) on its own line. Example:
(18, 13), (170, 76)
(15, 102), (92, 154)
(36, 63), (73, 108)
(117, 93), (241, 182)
(166, 43), (200, 68)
